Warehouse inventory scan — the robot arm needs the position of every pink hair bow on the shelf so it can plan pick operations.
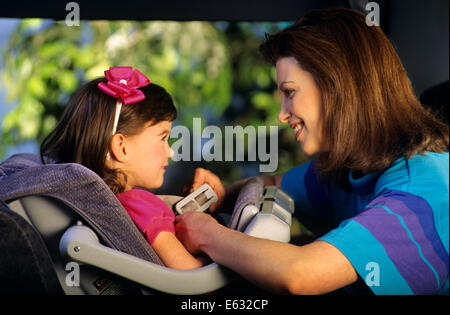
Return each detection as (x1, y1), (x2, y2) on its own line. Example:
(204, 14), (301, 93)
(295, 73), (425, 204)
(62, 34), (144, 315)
(98, 67), (150, 160)
(97, 66), (150, 104)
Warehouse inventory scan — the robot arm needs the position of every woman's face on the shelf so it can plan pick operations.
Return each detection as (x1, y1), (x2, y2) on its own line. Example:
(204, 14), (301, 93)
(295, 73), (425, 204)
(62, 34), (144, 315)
(276, 57), (325, 156)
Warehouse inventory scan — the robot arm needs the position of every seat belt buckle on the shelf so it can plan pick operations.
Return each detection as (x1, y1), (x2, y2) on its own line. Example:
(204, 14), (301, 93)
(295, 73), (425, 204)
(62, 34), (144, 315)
(175, 184), (218, 215)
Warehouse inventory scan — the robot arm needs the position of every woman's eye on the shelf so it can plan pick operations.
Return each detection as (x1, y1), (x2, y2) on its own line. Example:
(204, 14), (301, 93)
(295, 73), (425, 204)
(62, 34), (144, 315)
(284, 89), (294, 98)
(162, 135), (168, 141)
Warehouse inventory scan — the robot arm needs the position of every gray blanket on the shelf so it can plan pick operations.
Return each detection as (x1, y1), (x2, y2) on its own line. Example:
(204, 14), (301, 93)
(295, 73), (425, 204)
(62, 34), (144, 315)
(0, 153), (163, 265)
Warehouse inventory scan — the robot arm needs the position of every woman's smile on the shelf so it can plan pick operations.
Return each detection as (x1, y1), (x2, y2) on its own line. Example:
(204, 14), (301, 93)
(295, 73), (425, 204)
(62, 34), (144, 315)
(290, 120), (305, 141)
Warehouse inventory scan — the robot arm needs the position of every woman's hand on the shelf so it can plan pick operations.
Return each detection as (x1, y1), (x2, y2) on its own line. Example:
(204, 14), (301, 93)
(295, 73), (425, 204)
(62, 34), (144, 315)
(176, 211), (358, 294)
(181, 168), (226, 212)
(174, 212), (218, 255)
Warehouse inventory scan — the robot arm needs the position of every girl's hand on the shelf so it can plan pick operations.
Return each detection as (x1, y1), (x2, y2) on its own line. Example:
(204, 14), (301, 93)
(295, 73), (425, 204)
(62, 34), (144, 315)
(181, 168), (226, 212)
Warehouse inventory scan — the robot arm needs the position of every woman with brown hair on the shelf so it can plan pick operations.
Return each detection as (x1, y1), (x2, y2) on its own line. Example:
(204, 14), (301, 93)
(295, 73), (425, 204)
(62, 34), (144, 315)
(175, 8), (449, 294)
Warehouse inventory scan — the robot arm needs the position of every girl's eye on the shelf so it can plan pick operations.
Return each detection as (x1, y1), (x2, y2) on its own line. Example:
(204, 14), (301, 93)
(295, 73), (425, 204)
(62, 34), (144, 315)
(162, 135), (168, 141)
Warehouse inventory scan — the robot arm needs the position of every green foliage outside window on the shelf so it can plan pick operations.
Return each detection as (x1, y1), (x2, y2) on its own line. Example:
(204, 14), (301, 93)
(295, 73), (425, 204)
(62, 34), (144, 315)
(1, 19), (310, 185)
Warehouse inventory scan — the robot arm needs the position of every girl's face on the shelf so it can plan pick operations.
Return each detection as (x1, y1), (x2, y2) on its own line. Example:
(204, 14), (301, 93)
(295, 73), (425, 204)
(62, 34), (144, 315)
(276, 57), (325, 156)
(122, 120), (173, 190)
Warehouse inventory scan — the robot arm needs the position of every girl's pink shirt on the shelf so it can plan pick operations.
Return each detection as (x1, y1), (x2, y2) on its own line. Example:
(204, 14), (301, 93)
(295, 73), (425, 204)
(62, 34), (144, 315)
(116, 188), (175, 246)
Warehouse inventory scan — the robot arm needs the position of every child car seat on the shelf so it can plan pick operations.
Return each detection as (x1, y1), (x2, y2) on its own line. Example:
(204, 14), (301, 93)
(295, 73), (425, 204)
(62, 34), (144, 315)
(0, 153), (294, 295)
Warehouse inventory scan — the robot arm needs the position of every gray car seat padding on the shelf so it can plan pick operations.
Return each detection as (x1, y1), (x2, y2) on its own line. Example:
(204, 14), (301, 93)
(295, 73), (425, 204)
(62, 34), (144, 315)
(228, 177), (265, 230)
(0, 154), (163, 265)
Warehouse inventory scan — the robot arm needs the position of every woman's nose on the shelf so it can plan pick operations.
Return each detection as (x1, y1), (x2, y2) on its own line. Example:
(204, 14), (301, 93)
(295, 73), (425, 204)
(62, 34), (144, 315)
(278, 103), (291, 123)
(167, 143), (174, 158)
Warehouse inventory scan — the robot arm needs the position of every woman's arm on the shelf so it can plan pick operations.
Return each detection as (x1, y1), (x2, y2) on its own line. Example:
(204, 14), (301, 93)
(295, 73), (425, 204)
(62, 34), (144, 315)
(152, 231), (209, 270)
(175, 212), (358, 294)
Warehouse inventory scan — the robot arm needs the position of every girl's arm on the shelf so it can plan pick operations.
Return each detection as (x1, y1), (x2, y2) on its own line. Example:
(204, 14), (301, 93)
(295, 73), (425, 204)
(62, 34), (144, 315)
(151, 231), (209, 270)
(175, 212), (358, 294)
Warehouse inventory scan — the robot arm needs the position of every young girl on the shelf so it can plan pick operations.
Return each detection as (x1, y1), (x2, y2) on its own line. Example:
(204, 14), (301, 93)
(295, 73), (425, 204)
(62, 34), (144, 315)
(41, 66), (208, 270)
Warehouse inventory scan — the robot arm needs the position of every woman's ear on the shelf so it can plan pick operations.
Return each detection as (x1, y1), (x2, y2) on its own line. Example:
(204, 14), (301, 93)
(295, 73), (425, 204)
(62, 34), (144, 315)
(109, 133), (128, 162)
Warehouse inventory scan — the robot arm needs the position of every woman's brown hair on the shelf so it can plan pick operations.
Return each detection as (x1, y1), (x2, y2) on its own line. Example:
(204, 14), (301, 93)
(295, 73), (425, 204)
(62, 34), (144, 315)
(40, 78), (177, 194)
(260, 7), (449, 184)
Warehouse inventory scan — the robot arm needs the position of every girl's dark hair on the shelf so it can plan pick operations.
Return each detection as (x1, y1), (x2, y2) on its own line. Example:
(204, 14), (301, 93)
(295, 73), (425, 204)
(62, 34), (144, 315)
(259, 7), (449, 184)
(40, 78), (177, 194)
